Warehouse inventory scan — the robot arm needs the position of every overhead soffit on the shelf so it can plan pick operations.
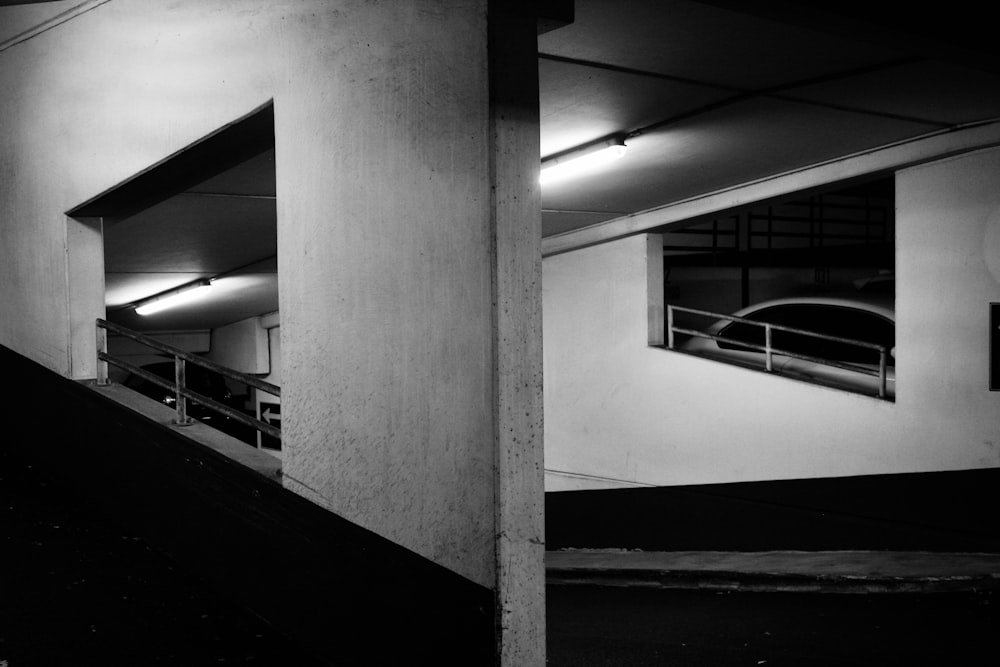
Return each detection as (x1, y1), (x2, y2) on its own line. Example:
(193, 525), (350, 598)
(539, 0), (904, 90)
(541, 97), (936, 218)
(6, 0), (1000, 329)
(538, 0), (1000, 238)
(91, 105), (277, 333)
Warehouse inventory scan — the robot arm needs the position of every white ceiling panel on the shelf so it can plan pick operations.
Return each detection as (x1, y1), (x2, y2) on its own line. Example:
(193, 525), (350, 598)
(542, 96), (935, 221)
(539, 57), (730, 157)
(104, 193), (276, 273)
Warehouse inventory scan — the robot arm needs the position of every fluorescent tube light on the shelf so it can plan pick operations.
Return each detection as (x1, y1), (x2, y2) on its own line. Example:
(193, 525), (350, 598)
(540, 135), (628, 185)
(134, 279), (212, 316)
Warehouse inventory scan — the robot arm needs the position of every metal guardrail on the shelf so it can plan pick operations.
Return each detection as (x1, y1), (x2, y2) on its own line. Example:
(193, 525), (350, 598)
(666, 304), (890, 399)
(96, 318), (281, 441)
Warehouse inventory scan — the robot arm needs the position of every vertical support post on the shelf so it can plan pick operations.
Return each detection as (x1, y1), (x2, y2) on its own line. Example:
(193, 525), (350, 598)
(66, 216), (106, 380)
(739, 210), (750, 308)
(490, 3), (545, 664)
(646, 233), (665, 346)
(667, 306), (675, 349)
(96, 320), (109, 386)
(174, 356), (191, 425)
(991, 303), (1000, 391)
(765, 324), (773, 372)
(878, 348), (887, 398)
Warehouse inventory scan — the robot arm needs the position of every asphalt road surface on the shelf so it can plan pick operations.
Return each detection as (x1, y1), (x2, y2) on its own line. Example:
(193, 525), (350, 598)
(6, 441), (996, 666)
(547, 583), (998, 666)
(0, 444), (324, 667)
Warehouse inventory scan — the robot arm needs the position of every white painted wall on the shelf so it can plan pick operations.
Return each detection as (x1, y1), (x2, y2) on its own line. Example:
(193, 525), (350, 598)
(1, 0), (277, 372)
(206, 316), (270, 375)
(544, 147), (1000, 491)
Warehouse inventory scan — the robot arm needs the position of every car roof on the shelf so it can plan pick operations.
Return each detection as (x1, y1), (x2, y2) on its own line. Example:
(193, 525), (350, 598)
(729, 294), (895, 321)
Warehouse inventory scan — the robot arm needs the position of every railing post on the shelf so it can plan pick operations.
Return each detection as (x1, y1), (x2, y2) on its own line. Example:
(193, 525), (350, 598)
(667, 305), (675, 349)
(764, 324), (773, 372)
(878, 348), (887, 399)
(173, 356), (192, 425)
(96, 320), (110, 386)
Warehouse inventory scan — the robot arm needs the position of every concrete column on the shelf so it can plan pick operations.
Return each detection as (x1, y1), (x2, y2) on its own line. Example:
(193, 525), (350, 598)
(489, 4), (546, 664)
(65, 216), (106, 380)
(275, 1), (544, 662)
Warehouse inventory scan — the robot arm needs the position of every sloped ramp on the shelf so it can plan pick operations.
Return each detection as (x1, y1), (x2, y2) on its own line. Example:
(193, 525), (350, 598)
(4, 344), (494, 666)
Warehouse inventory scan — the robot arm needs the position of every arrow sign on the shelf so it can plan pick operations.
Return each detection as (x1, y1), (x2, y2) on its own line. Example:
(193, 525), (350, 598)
(260, 402), (281, 424)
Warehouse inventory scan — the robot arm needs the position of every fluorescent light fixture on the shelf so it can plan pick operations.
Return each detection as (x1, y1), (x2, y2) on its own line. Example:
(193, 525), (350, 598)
(134, 279), (212, 316)
(540, 134), (628, 185)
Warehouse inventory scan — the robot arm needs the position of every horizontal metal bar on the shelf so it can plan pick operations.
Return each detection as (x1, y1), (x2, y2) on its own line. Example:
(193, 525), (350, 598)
(746, 231), (883, 241)
(663, 245), (737, 252)
(753, 201), (890, 214)
(667, 305), (888, 352)
(747, 213), (887, 226)
(97, 319), (280, 397)
(100, 352), (281, 440)
(668, 227), (739, 236)
(669, 328), (883, 378)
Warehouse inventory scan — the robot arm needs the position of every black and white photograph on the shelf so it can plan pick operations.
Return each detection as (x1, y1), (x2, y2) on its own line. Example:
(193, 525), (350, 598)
(2, 1), (999, 664)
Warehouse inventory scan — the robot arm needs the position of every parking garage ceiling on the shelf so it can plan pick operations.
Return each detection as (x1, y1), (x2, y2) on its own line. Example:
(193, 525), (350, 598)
(4, 0), (1000, 332)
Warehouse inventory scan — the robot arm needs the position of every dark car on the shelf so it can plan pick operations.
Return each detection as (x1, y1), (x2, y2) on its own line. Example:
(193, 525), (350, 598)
(677, 295), (895, 399)
(122, 360), (257, 444)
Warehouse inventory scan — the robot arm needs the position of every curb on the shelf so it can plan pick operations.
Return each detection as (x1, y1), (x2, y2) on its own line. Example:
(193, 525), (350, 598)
(546, 566), (1000, 594)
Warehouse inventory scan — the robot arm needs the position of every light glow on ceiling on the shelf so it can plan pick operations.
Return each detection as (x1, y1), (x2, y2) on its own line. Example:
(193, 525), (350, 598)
(134, 279), (212, 316)
(540, 135), (628, 185)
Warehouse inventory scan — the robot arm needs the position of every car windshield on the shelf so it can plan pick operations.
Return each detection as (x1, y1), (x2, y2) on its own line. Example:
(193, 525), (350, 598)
(716, 303), (894, 365)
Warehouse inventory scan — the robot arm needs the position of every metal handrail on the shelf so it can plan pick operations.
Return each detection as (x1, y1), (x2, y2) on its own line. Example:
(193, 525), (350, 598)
(96, 318), (281, 441)
(666, 304), (890, 399)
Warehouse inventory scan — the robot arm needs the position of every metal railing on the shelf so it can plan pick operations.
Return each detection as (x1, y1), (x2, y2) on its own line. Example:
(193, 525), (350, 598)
(96, 318), (281, 442)
(666, 304), (890, 399)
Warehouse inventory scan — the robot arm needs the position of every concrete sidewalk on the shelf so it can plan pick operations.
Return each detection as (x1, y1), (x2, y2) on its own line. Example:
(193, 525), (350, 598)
(546, 549), (1000, 594)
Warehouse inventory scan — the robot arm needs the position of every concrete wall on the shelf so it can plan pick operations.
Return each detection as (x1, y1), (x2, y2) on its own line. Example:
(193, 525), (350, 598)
(543, 146), (1000, 491)
(272, 1), (499, 589)
(1, 4), (545, 662)
(207, 316), (270, 376)
(1, 0), (278, 372)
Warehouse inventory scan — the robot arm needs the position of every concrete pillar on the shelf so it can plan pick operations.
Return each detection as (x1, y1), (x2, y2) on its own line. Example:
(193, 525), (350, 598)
(275, 1), (544, 662)
(65, 216), (106, 380)
(490, 4), (546, 663)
